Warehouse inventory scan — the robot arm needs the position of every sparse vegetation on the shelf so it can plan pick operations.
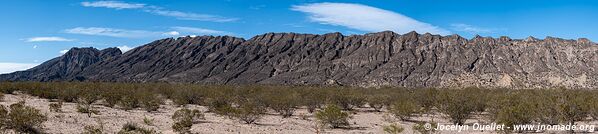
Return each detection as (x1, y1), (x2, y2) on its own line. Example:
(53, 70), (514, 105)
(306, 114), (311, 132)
(0, 101), (48, 133)
(1, 82), (598, 133)
(382, 123), (404, 134)
(83, 119), (105, 134)
(117, 122), (156, 134)
(315, 105), (350, 128)
(172, 108), (205, 133)
(230, 100), (266, 124)
(49, 101), (63, 112)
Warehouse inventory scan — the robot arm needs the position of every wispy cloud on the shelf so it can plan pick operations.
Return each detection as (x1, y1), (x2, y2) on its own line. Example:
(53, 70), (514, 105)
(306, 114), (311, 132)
(145, 9), (238, 22)
(64, 27), (177, 38)
(171, 26), (229, 35)
(117, 45), (134, 52)
(0, 63), (39, 74)
(59, 49), (69, 54)
(81, 1), (145, 9)
(450, 23), (499, 34)
(81, 1), (237, 22)
(25, 37), (74, 42)
(291, 3), (450, 35)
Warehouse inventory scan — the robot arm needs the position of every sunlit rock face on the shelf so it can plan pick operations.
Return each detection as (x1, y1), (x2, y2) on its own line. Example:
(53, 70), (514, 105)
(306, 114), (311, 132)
(2, 32), (597, 89)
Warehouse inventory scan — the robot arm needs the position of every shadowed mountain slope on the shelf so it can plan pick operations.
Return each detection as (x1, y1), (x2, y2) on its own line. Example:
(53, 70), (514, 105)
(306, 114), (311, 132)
(2, 31), (596, 88)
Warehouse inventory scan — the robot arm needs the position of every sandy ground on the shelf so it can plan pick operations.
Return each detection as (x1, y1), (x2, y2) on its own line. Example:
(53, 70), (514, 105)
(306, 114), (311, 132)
(1, 93), (596, 134)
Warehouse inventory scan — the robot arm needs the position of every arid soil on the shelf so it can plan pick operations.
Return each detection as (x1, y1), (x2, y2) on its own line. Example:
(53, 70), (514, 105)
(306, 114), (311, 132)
(1, 93), (595, 134)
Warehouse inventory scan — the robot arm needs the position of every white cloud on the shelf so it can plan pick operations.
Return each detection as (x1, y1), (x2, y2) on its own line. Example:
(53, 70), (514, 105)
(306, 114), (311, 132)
(25, 37), (74, 42)
(81, 1), (145, 9)
(171, 26), (228, 35)
(0, 63), (38, 74)
(163, 31), (180, 36)
(145, 9), (238, 22)
(65, 27), (180, 38)
(117, 45), (134, 52)
(81, 1), (237, 22)
(291, 3), (450, 35)
(450, 23), (496, 34)
(59, 49), (69, 54)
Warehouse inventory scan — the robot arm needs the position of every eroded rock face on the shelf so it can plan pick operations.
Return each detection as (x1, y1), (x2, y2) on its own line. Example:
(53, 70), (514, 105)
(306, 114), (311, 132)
(0, 47), (121, 81)
(1, 32), (597, 88)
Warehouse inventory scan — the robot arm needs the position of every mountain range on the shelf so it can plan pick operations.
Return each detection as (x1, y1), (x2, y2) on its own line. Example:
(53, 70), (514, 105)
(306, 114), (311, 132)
(1, 31), (596, 88)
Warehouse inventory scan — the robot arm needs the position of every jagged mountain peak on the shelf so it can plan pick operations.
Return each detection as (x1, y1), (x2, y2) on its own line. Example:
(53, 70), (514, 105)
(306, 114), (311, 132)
(1, 32), (596, 88)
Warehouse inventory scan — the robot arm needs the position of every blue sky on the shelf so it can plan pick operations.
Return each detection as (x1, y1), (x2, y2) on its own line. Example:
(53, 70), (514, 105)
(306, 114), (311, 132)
(1, 0), (597, 73)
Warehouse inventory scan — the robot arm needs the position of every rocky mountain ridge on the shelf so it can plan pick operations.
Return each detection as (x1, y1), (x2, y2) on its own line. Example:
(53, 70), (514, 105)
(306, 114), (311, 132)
(1, 31), (596, 88)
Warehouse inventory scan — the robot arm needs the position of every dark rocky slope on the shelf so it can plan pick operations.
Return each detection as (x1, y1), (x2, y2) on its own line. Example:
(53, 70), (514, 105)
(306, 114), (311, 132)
(1, 31), (596, 88)
(0, 47), (121, 81)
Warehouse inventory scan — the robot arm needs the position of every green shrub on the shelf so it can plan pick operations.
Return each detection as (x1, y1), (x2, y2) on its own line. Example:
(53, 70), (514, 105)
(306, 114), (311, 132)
(488, 91), (535, 130)
(119, 95), (140, 111)
(383, 123), (404, 134)
(412, 88), (438, 114)
(143, 117), (154, 126)
(554, 89), (590, 125)
(299, 88), (326, 113)
(389, 99), (419, 121)
(139, 93), (164, 112)
(171, 88), (203, 106)
(172, 108), (204, 133)
(315, 105), (350, 128)
(49, 101), (63, 112)
(266, 92), (299, 118)
(0, 101), (48, 133)
(117, 122), (156, 134)
(532, 91), (560, 125)
(230, 101), (266, 124)
(77, 104), (99, 117)
(366, 94), (390, 112)
(83, 119), (105, 134)
(0, 105), (7, 130)
(437, 89), (477, 125)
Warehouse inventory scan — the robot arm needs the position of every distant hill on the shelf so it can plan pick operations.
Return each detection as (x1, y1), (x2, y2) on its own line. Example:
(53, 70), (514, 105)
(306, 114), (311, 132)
(1, 31), (596, 88)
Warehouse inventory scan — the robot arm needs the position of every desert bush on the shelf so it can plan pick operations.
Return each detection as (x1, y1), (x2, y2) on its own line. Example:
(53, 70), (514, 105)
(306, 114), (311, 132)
(117, 122), (156, 134)
(488, 91), (535, 130)
(389, 99), (419, 121)
(143, 117), (154, 126)
(101, 88), (125, 107)
(230, 101), (266, 124)
(299, 88), (326, 113)
(437, 89), (478, 125)
(366, 94), (390, 112)
(0, 105), (7, 130)
(266, 91), (299, 118)
(554, 89), (590, 125)
(315, 105), (350, 128)
(171, 88), (203, 106)
(532, 91), (561, 125)
(119, 95), (140, 111)
(0, 101), (48, 133)
(138, 93), (164, 112)
(49, 101), (63, 112)
(83, 119), (105, 134)
(172, 108), (205, 133)
(590, 92), (598, 120)
(412, 88), (438, 114)
(382, 123), (405, 134)
(77, 104), (99, 117)
(328, 89), (366, 111)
